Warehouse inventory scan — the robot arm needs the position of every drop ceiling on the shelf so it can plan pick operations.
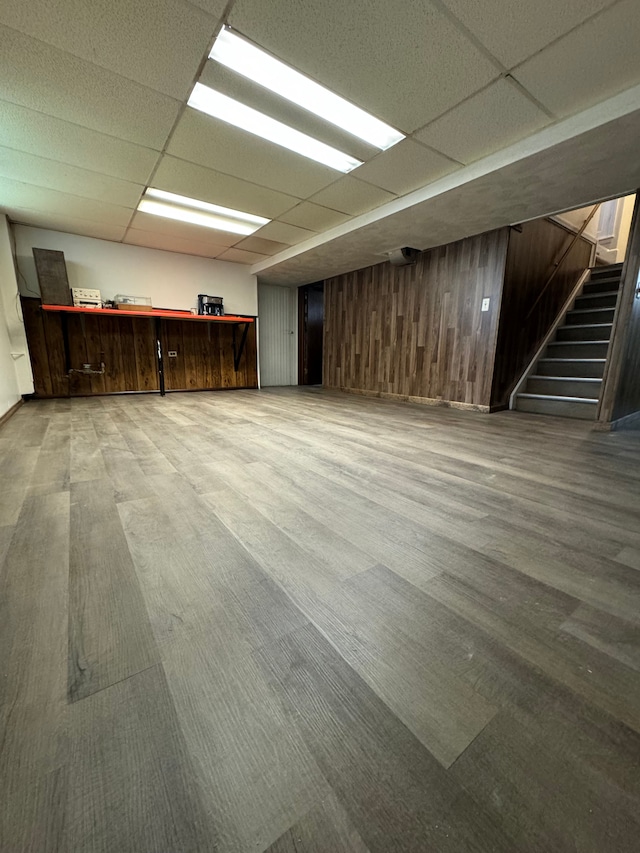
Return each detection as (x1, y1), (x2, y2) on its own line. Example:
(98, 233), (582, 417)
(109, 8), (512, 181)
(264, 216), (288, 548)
(0, 0), (639, 285)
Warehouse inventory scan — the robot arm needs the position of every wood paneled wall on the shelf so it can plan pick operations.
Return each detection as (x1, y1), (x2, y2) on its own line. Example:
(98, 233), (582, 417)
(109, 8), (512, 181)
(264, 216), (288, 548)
(323, 229), (509, 408)
(21, 298), (257, 397)
(160, 317), (257, 392)
(613, 296), (640, 422)
(491, 219), (593, 407)
(602, 194), (640, 425)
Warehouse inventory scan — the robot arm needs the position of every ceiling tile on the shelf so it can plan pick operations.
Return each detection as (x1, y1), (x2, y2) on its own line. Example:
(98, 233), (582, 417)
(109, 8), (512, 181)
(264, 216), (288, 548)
(128, 212), (239, 247)
(0, 146), (144, 208)
(233, 236), (290, 255)
(8, 209), (127, 243)
(187, 0), (228, 14)
(0, 100), (158, 184)
(216, 247), (270, 265)
(354, 139), (460, 195)
(415, 79), (550, 165)
(0, 177), (133, 226)
(279, 203), (351, 231)
(124, 228), (230, 259)
(0, 26), (181, 147)
(253, 221), (318, 245)
(228, 0), (499, 131)
(440, 0), (617, 68)
(168, 108), (339, 198)
(153, 156), (301, 219)
(0, 0), (216, 100)
(308, 176), (397, 215)
(512, 0), (640, 118)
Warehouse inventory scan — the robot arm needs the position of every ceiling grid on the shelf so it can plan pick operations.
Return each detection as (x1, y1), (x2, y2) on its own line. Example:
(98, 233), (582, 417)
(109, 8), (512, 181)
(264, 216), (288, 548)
(0, 0), (637, 282)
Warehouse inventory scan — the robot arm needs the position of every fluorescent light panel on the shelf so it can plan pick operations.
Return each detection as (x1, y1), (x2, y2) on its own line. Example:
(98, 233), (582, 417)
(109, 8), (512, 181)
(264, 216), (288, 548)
(210, 27), (405, 151)
(145, 188), (268, 225)
(138, 189), (269, 235)
(188, 83), (362, 173)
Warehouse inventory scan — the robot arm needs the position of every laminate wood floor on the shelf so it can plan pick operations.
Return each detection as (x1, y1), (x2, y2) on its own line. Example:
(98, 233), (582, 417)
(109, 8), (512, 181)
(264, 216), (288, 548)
(1, 387), (640, 852)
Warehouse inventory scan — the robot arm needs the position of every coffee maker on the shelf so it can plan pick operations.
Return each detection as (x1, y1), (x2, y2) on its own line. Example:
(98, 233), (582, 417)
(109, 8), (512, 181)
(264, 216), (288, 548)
(198, 294), (224, 316)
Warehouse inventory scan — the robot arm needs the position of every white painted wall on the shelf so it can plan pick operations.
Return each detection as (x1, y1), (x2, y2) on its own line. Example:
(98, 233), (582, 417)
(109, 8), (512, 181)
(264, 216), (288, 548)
(0, 215), (33, 415)
(258, 284), (297, 386)
(615, 194), (636, 262)
(0, 296), (21, 418)
(553, 205), (600, 242)
(552, 194), (636, 263)
(13, 226), (258, 316)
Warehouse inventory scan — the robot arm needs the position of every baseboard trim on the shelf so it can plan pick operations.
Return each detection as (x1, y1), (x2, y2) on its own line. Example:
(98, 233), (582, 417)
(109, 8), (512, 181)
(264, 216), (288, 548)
(596, 409), (640, 431)
(0, 398), (23, 429)
(26, 386), (259, 400)
(333, 386), (490, 413)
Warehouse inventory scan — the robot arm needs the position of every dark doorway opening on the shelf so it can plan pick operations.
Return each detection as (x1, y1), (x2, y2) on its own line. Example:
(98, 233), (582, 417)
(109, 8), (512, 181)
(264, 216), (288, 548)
(298, 282), (324, 385)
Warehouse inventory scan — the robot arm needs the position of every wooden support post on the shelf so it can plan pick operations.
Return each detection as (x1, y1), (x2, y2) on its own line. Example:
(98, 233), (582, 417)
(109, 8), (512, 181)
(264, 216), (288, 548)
(597, 191), (640, 425)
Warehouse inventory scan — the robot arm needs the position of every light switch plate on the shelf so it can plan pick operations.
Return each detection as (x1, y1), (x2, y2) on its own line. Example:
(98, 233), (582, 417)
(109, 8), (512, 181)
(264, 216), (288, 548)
(481, 298), (490, 312)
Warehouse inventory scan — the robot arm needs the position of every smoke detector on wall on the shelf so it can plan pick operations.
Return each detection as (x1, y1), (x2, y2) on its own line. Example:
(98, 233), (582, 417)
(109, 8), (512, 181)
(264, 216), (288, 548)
(387, 247), (420, 266)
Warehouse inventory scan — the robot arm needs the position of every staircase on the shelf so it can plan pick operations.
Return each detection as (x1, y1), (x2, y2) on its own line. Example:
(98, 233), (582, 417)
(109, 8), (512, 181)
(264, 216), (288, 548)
(515, 263), (622, 419)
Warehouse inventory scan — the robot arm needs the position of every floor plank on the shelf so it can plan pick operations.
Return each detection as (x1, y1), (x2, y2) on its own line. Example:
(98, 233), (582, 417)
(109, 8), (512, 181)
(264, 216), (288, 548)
(313, 565), (498, 767)
(163, 631), (328, 853)
(561, 603), (640, 673)
(68, 479), (160, 701)
(0, 492), (69, 842)
(265, 791), (370, 853)
(61, 664), (217, 853)
(450, 709), (640, 853)
(254, 622), (516, 852)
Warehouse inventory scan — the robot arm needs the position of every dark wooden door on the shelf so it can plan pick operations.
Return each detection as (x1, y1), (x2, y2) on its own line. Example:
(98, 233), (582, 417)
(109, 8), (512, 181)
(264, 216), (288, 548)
(298, 283), (324, 385)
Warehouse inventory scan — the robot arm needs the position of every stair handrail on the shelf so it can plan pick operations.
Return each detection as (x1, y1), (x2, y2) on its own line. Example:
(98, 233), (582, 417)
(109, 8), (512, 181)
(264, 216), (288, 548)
(525, 203), (601, 321)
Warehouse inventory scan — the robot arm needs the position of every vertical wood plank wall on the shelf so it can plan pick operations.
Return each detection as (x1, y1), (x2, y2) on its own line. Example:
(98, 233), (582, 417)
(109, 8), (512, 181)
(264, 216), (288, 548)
(607, 195), (640, 424)
(323, 229), (509, 409)
(613, 296), (640, 421)
(159, 319), (257, 392)
(21, 298), (258, 397)
(491, 219), (592, 408)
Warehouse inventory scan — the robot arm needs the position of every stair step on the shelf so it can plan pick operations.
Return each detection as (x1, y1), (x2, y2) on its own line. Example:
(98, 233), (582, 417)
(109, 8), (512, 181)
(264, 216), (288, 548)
(566, 307), (616, 324)
(574, 291), (619, 310)
(516, 393), (597, 420)
(583, 279), (621, 295)
(589, 263), (623, 279)
(536, 358), (606, 378)
(546, 340), (609, 359)
(591, 263), (624, 277)
(526, 375), (602, 398)
(556, 323), (613, 342)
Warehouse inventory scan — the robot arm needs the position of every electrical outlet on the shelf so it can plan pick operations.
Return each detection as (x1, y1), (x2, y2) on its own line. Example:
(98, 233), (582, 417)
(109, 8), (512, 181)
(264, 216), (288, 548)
(481, 298), (490, 312)
(168, 350), (178, 358)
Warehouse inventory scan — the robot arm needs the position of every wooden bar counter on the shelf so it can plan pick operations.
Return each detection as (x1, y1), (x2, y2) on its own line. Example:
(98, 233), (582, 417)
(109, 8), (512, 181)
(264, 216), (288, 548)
(21, 298), (258, 397)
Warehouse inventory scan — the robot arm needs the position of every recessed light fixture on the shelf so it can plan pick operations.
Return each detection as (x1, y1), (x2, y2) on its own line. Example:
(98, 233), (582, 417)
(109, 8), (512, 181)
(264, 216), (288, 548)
(188, 83), (363, 173)
(209, 27), (405, 151)
(137, 188), (269, 235)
